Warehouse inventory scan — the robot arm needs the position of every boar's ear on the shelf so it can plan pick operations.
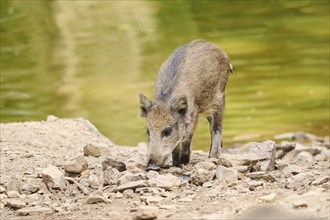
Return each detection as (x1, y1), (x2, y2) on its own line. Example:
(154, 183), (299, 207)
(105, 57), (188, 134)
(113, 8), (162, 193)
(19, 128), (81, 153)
(139, 93), (152, 117)
(171, 96), (188, 117)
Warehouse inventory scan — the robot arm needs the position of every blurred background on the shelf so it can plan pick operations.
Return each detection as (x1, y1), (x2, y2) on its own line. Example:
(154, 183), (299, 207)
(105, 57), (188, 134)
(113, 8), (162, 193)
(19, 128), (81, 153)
(0, 0), (329, 150)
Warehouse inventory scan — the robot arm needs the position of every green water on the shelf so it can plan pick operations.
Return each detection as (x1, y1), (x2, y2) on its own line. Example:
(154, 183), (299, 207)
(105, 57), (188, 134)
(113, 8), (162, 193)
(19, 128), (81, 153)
(1, 0), (329, 149)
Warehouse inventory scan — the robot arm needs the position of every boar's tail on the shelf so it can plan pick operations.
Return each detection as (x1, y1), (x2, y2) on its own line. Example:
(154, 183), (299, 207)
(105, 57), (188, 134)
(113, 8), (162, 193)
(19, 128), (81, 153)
(229, 63), (235, 73)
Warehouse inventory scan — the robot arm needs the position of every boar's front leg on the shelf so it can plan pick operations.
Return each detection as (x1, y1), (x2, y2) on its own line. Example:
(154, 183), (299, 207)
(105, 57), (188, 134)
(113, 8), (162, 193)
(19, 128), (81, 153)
(207, 105), (224, 158)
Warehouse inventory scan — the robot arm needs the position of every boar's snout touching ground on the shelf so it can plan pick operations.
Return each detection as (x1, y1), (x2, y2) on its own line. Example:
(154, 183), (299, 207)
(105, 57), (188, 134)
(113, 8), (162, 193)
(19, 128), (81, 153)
(139, 39), (234, 168)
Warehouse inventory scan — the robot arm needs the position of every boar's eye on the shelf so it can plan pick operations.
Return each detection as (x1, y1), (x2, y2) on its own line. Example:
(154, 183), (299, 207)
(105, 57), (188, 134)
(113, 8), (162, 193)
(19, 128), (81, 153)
(161, 127), (172, 138)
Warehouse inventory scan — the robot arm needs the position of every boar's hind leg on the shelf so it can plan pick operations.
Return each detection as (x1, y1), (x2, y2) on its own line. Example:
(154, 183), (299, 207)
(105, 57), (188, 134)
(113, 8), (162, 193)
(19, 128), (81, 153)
(207, 107), (223, 158)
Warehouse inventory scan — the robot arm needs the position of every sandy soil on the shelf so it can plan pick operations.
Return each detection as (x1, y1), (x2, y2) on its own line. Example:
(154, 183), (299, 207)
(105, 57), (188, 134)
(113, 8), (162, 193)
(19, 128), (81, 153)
(0, 116), (329, 220)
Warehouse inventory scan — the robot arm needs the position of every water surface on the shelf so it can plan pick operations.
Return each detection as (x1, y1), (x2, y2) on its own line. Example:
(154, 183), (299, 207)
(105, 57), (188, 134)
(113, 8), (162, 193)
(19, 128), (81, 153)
(1, 1), (329, 149)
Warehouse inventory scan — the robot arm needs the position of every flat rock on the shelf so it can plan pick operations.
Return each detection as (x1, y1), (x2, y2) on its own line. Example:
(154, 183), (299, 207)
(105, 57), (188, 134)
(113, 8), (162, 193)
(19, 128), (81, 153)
(148, 173), (181, 190)
(6, 190), (20, 198)
(282, 165), (301, 178)
(191, 168), (215, 186)
(17, 206), (52, 216)
(286, 172), (314, 189)
(294, 151), (314, 163)
(116, 180), (148, 192)
(83, 144), (101, 157)
(6, 198), (26, 209)
(104, 167), (120, 185)
(86, 192), (106, 204)
(194, 161), (217, 171)
(259, 193), (277, 202)
(42, 165), (66, 190)
(312, 176), (329, 186)
(20, 183), (40, 194)
(133, 205), (159, 220)
(215, 165), (238, 182)
(102, 158), (126, 172)
(64, 155), (88, 174)
(246, 171), (276, 182)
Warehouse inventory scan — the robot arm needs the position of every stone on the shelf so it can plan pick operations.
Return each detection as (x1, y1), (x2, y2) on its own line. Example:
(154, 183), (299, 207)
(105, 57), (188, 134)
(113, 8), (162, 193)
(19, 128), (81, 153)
(194, 161), (217, 171)
(102, 158), (126, 172)
(0, 185), (5, 193)
(215, 165), (238, 182)
(123, 189), (134, 198)
(17, 206), (52, 216)
(140, 196), (164, 205)
(115, 191), (123, 198)
(42, 165), (66, 190)
(88, 173), (100, 189)
(233, 166), (248, 173)
(83, 144), (101, 157)
(259, 193), (277, 202)
(292, 200), (308, 209)
(282, 165), (301, 178)
(116, 180), (148, 192)
(246, 140), (276, 171)
(248, 180), (264, 191)
(64, 155), (88, 174)
(104, 167), (120, 185)
(133, 205), (159, 220)
(148, 173), (181, 190)
(294, 151), (314, 163)
(86, 192), (106, 204)
(246, 171), (276, 182)
(312, 176), (329, 186)
(6, 198), (26, 209)
(191, 168), (215, 186)
(286, 172), (314, 189)
(117, 172), (134, 185)
(20, 183), (40, 194)
(6, 190), (20, 198)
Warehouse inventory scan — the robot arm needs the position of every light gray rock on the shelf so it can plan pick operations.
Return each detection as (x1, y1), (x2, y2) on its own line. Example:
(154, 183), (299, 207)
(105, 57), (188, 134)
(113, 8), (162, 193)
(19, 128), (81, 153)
(0, 185), (5, 193)
(17, 206), (52, 216)
(248, 180), (264, 191)
(292, 199), (308, 209)
(191, 168), (215, 186)
(246, 171), (276, 182)
(294, 151), (314, 163)
(123, 189), (134, 198)
(86, 192), (106, 204)
(104, 167), (120, 185)
(281, 164), (301, 178)
(312, 176), (329, 186)
(42, 165), (66, 190)
(286, 172), (314, 189)
(133, 205), (159, 220)
(215, 165), (238, 182)
(140, 196), (164, 205)
(117, 172), (134, 185)
(218, 155), (233, 167)
(148, 173), (181, 190)
(116, 180), (148, 192)
(102, 158), (126, 172)
(194, 161), (217, 171)
(83, 144), (101, 157)
(64, 155), (88, 174)
(246, 140), (276, 171)
(88, 174), (100, 189)
(6, 190), (20, 198)
(259, 193), (277, 202)
(20, 183), (40, 195)
(6, 198), (26, 209)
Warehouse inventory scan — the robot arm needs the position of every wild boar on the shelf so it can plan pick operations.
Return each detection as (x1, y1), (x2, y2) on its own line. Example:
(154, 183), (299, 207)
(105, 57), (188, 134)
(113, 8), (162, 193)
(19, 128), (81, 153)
(139, 39), (233, 167)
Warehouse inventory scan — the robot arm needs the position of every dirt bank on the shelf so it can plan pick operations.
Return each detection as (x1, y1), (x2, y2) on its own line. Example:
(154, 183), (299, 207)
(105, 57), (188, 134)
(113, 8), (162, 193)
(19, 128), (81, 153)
(0, 116), (329, 219)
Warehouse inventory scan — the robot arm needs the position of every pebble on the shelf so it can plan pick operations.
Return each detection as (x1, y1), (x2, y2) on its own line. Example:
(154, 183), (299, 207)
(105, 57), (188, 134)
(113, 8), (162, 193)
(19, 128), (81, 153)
(259, 193), (277, 202)
(148, 173), (181, 190)
(20, 183), (40, 194)
(191, 168), (215, 186)
(102, 158), (126, 172)
(133, 205), (159, 220)
(246, 140), (276, 171)
(246, 171), (276, 182)
(83, 144), (101, 157)
(281, 165), (301, 178)
(123, 189), (134, 198)
(248, 180), (264, 191)
(294, 151), (314, 163)
(312, 176), (329, 186)
(104, 167), (120, 185)
(194, 161), (217, 171)
(116, 180), (148, 192)
(218, 156), (233, 167)
(17, 206), (52, 216)
(42, 164), (66, 190)
(140, 196), (164, 205)
(215, 165), (238, 182)
(64, 155), (88, 174)
(6, 198), (26, 209)
(0, 186), (5, 193)
(292, 199), (308, 209)
(88, 173), (100, 189)
(286, 172), (314, 189)
(6, 190), (20, 198)
(86, 192), (106, 204)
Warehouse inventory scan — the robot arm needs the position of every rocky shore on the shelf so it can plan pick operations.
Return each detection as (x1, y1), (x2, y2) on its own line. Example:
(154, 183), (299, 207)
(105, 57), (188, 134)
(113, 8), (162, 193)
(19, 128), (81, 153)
(0, 117), (329, 219)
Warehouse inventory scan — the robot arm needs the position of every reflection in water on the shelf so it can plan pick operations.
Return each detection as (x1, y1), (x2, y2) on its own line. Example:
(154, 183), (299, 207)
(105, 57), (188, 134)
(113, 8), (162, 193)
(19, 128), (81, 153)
(0, 1), (329, 149)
